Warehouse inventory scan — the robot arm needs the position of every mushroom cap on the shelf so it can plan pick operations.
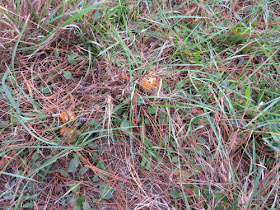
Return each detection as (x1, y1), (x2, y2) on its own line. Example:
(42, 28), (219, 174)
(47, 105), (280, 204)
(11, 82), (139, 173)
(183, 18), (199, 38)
(60, 125), (78, 144)
(139, 71), (157, 91)
(60, 110), (76, 123)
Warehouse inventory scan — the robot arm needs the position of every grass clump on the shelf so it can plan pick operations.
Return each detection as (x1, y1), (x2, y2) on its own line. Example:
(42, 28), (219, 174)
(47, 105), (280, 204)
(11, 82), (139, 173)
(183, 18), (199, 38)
(0, 0), (279, 209)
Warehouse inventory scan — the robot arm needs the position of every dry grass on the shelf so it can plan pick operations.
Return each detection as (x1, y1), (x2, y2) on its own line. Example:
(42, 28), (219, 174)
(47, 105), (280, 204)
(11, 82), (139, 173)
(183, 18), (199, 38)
(1, 0), (280, 209)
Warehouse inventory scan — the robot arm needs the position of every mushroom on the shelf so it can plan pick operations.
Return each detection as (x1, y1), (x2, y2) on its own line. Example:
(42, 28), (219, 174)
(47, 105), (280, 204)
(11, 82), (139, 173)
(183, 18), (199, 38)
(60, 110), (76, 123)
(60, 125), (78, 144)
(139, 71), (162, 95)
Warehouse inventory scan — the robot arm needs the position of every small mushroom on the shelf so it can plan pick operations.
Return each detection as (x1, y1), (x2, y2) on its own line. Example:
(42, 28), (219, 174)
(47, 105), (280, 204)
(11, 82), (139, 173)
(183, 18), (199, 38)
(139, 71), (162, 95)
(60, 110), (76, 123)
(60, 125), (78, 144)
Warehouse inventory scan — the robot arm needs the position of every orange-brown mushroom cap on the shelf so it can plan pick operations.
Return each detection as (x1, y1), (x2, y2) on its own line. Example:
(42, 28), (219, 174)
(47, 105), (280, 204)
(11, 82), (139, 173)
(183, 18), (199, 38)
(139, 71), (162, 95)
(60, 110), (76, 123)
(60, 126), (78, 144)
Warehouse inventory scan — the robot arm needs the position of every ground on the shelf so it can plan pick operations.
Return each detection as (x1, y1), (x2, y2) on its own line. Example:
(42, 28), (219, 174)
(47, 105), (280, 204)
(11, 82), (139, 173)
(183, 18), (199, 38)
(0, 0), (280, 209)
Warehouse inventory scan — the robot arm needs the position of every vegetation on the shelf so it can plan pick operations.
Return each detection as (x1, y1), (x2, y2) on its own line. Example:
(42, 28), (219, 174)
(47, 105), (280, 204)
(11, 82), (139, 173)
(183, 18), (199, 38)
(0, 0), (279, 209)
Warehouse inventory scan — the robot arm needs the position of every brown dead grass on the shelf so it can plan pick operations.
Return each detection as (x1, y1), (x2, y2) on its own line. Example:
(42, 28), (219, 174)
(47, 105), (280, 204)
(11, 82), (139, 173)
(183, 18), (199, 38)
(1, 0), (280, 209)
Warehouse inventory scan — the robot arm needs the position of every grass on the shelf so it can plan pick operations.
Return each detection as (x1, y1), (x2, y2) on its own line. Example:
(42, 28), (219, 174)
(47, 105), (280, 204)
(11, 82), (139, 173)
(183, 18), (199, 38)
(0, 0), (279, 209)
